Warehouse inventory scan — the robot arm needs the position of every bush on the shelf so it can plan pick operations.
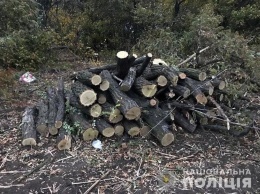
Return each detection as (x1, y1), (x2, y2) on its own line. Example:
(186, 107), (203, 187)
(0, 30), (55, 70)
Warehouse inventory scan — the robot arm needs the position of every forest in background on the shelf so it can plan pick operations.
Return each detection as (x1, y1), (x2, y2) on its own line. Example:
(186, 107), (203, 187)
(0, 0), (259, 98)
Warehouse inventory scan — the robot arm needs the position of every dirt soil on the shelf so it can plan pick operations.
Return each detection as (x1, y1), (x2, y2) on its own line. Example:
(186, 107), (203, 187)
(0, 61), (260, 194)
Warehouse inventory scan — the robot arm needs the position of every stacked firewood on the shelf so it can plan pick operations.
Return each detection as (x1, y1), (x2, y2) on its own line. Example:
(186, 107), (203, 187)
(21, 51), (228, 149)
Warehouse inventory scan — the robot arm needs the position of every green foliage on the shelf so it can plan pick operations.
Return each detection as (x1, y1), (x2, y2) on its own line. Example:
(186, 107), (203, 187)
(0, 30), (55, 69)
(0, 0), (55, 69)
(63, 121), (76, 135)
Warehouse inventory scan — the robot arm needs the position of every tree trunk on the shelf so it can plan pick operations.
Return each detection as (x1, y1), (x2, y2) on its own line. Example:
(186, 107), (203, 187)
(21, 106), (37, 146)
(100, 70), (141, 120)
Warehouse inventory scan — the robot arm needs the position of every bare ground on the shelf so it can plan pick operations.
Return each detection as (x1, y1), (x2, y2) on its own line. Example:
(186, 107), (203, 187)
(0, 61), (260, 194)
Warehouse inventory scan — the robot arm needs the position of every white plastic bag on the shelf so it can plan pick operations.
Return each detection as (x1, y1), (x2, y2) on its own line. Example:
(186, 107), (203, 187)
(19, 72), (36, 83)
(92, 140), (102, 150)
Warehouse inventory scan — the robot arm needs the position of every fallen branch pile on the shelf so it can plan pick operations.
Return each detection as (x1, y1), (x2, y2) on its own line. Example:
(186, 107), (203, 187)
(22, 50), (247, 149)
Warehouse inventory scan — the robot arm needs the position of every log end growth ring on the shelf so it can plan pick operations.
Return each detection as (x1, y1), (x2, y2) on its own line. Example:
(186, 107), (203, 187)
(161, 133), (175, 146)
(125, 107), (141, 120)
(80, 90), (97, 106)
(22, 138), (36, 146)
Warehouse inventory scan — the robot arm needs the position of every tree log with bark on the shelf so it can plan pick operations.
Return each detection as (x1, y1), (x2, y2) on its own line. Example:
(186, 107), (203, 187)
(100, 70), (141, 120)
(21, 106), (37, 146)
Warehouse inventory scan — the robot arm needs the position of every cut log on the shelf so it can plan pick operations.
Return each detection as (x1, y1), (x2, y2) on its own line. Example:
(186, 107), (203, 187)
(192, 79), (214, 96)
(114, 123), (124, 136)
(140, 125), (151, 138)
(82, 128), (99, 141)
(172, 110), (197, 133)
(73, 70), (102, 86)
(120, 66), (136, 91)
(179, 68), (207, 81)
(136, 53), (152, 76)
(71, 81), (97, 106)
(123, 120), (140, 137)
(97, 92), (107, 104)
(67, 109), (98, 141)
(47, 87), (58, 135)
(170, 85), (190, 99)
(101, 102), (123, 123)
(156, 75), (168, 87)
(134, 76), (157, 98)
(178, 72), (187, 79)
(36, 100), (48, 136)
(95, 119), (115, 137)
(142, 107), (174, 146)
(128, 54), (138, 66)
(132, 55), (147, 66)
(55, 78), (65, 129)
(88, 103), (102, 118)
(141, 65), (179, 86)
(100, 70), (141, 120)
(137, 119), (151, 138)
(99, 80), (110, 91)
(68, 93), (101, 118)
(88, 64), (116, 74)
(149, 98), (158, 107)
(210, 78), (226, 90)
(57, 123), (72, 150)
(21, 106), (37, 146)
(180, 77), (208, 105)
(167, 100), (195, 110)
(116, 51), (130, 78)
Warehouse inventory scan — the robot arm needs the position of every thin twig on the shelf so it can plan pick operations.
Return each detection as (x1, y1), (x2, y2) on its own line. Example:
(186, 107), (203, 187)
(0, 171), (28, 174)
(55, 156), (73, 163)
(84, 170), (111, 194)
(194, 110), (260, 130)
(208, 96), (230, 130)
(72, 178), (115, 185)
(172, 151), (199, 161)
(154, 151), (178, 158)
(0, 184), (24, 189)
(0, 153), (9, 169)
(177, 46), (210, 67)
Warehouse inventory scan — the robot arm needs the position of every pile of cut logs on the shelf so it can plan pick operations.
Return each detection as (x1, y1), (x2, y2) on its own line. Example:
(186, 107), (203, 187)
(21, 51), (228, 149)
